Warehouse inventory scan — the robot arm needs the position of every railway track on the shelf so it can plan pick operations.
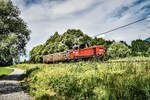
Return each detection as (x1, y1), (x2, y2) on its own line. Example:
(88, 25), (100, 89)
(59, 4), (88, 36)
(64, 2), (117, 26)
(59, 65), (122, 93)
(103, 60), (150, 64)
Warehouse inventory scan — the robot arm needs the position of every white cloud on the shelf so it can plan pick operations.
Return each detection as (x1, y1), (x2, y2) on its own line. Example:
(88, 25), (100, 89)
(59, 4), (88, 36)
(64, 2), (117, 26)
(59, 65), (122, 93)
(12, 0), (150, 53)
(50, 0), (102, 17)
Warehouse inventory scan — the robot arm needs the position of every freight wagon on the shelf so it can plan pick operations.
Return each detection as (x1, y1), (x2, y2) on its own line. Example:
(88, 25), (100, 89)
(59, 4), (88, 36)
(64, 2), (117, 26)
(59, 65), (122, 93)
(43, 44), (105, 63)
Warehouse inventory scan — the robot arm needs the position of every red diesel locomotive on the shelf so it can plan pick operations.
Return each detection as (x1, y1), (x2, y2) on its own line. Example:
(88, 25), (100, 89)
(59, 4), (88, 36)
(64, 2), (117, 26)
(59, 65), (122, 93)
(43, 44), (105, 63)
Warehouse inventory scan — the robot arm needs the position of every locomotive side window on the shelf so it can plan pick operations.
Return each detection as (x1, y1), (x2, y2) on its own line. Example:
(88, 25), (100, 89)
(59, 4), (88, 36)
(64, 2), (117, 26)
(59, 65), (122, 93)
(86, 43), (89, 48)
(72, 45), (79, 51)
(74, 47), (78, 51)
(80, 44), (85, 49)
(73, 46), (78, 51)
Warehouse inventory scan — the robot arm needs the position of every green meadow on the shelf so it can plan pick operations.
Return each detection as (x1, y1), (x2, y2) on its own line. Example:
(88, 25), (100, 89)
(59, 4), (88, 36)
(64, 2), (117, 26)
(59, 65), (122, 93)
(0, 67), (14, 77)
(12, 59), (150, 100)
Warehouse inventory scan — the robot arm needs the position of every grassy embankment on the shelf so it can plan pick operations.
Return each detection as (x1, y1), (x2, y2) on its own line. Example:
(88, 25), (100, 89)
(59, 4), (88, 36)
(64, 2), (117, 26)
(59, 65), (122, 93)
(109, 56), (150, 62)
(11, 57), (150, 100)
(0, 67), (14, 77)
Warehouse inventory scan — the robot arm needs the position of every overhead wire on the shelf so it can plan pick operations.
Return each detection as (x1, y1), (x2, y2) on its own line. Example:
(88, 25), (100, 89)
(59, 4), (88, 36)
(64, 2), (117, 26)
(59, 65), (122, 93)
(94, 16), (150, 37)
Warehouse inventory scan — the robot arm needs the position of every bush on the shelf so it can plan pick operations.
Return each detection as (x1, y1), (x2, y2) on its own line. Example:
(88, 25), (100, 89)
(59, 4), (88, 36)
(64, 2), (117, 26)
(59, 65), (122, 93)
(147, 48), (150, 56)
(107, 42), (131, 59)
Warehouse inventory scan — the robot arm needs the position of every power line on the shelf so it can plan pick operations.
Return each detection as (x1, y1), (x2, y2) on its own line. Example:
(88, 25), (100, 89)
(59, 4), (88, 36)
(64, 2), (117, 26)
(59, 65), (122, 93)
(94, 16), (150, 37)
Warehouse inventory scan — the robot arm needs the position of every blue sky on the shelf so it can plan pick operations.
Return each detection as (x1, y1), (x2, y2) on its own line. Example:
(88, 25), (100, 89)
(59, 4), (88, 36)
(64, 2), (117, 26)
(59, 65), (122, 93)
(12, 0), (150, 60)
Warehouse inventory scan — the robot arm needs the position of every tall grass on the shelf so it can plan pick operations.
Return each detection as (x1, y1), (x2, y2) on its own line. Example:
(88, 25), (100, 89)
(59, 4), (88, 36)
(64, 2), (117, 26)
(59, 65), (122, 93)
(12, 61), (150, 100)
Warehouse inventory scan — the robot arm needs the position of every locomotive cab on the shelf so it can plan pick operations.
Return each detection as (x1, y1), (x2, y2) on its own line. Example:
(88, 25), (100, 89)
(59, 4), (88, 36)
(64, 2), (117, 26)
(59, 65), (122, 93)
(72, 44), (89, 51)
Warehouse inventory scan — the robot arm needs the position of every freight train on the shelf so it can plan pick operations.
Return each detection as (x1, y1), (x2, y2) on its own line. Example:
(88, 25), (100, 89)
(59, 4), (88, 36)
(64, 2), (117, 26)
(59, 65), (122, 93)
(43, 44), (105, 63)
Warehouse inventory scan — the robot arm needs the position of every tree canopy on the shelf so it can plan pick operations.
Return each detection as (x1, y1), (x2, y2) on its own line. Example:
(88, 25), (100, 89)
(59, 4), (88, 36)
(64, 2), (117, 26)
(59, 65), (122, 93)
(107, 42), (131, 58)
(0, 0), (30, 66)
(131, 39), (150, 56)
(90, 37), (107, 47)
(131, 39), (150, 52)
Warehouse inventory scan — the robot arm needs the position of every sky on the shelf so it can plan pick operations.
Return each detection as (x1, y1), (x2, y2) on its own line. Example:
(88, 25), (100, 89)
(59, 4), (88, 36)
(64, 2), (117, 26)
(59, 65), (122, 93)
(12, 0), (150, 60)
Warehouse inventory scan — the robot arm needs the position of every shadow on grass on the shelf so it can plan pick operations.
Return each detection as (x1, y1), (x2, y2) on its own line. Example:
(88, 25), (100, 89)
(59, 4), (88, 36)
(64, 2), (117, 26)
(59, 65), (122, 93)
(0, 74), (24, 81)
(0, 75), (6, 79)
(19, 67), (40, 81)
(18, 67), (41, 97)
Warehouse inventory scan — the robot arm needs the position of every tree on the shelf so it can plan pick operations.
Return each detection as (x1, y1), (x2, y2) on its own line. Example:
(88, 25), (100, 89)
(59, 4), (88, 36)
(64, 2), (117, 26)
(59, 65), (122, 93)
(105, 40), (115, 48)
(120, 41), (130, 47)
(30, 45), (44, 63)
(147, 48), (150, 56)
(131, 39), (150, 56)
(0, 0), (30, 66)
(131, 39), (150, 52)
(90, 37), (107, 47)
(61, 29), (91, 48)
(107, 42), (131, 59)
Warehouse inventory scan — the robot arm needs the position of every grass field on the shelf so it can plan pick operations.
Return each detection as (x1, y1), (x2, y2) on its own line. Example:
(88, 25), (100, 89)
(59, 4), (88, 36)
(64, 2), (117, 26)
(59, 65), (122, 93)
(109, 56), (150, 62)
(0, 67), (14, 77)
(11, 57), (150, 100)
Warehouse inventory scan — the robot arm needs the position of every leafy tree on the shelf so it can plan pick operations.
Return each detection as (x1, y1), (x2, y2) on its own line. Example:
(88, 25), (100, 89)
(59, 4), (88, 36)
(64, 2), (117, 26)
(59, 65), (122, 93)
(90, 37), (107, 47)
(131, 39), (150, 52)
(30, 45), (44, 63)
(80, 34), (92, 45)
(45, 32), (60, 45)
(61, 29), (91, 48)
(147, 48), (150, 56)
(120, 41), (130, 47)
(0, 0), (30, 66)
(131, 39), (150, 56)
(107, 42), (131, 59)
(105, 40), (115, 48)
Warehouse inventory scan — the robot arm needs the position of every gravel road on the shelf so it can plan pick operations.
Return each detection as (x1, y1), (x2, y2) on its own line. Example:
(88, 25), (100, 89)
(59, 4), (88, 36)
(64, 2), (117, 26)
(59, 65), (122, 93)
(0, 68), (34, 100)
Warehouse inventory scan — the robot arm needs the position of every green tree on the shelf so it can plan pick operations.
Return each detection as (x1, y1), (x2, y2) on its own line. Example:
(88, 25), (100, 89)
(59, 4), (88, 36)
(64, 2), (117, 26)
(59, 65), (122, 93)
(0, 0), (30, 66)
(105, 40), (115, 48)
(147, 48), (150, 56)
(45, 32), (60, 45)
(131, 40), (150, 52)
(107, 42), (131, 59)
(120, 41), (130, 47)
(30, 45), (44, 63)
(131, 39), (150, 56)
(61, 29), (91, 48)
(90, 37), (107, 47)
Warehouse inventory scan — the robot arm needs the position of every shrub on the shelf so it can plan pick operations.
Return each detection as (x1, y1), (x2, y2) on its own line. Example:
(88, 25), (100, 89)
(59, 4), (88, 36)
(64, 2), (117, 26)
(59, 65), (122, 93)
(147, 48), (150, 56)
(107, 42), (131, 59)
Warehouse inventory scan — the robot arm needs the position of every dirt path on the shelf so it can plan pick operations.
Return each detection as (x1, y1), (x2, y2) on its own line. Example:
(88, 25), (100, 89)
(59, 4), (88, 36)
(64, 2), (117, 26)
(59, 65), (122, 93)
(0, 68), (34, 100)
